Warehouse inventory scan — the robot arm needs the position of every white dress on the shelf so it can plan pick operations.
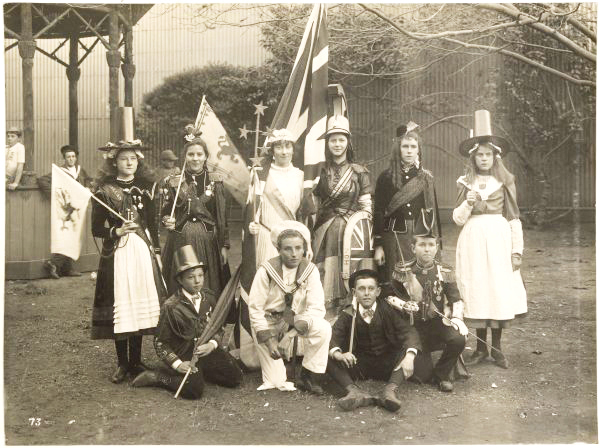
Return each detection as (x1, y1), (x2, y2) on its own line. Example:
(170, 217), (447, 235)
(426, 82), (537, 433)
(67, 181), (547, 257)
(255, 163), (304, 266)
(453, 175), (527, 328)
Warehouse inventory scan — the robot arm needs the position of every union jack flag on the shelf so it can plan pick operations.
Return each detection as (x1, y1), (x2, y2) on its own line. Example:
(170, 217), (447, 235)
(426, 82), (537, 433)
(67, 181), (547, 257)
(268, 3), (329, 192)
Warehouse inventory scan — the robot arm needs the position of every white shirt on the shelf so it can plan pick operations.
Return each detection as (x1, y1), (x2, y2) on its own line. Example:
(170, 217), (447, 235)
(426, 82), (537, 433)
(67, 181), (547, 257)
(358, 302), (377, 324)
(5, 142), (25, 179)
(282, 265), (299, 287)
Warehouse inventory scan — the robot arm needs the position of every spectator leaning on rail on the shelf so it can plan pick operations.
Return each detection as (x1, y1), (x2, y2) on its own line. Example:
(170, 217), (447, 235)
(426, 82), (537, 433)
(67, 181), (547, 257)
(5, 126), (25, 190)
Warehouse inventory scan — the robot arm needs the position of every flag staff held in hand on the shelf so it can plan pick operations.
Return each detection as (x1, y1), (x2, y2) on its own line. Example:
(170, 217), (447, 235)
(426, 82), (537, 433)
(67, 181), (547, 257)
(170, 95), (209, 220)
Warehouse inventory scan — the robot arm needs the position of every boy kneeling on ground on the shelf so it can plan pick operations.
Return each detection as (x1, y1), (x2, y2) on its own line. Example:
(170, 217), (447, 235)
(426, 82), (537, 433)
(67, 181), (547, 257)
(132, 245), (242, 398)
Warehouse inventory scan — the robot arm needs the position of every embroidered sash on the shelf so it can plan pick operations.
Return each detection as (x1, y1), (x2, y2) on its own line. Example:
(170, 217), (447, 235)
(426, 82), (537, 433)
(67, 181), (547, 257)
(320, 165), (354, 209)
(385, 171), (434, 217)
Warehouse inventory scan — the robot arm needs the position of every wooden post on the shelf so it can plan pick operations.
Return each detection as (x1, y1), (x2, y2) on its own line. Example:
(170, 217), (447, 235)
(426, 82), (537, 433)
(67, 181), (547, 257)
(106, 7), (120, 142)
(122, 23), (135, 108)
(18, 3), (35, 171)
(66, 33), (81, 148)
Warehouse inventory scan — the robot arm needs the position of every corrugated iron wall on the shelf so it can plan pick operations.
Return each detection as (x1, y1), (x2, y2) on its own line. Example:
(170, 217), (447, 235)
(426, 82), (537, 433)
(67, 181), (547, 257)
(4, 3), (267, 177)
(4, 3), (594, 210)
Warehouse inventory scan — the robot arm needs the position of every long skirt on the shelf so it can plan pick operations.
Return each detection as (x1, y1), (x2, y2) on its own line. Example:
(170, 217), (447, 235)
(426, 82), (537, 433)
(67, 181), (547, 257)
(312, 215), (348, 316)
(455, 214), (527, 328)
(113, 233), (161, 335)
(162, 221), (225, 296)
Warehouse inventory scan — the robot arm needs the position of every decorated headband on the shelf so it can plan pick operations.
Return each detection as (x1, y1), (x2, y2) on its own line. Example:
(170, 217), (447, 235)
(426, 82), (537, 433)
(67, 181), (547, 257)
(100, 140), (145, 160)
(395, 121), (419, 140)
(467, 141), (503, 157)
(184, 123), (203, 143)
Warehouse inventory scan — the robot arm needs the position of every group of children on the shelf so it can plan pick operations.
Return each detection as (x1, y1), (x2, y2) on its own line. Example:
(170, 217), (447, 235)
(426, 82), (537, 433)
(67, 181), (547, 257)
(10, 106), (526, 411)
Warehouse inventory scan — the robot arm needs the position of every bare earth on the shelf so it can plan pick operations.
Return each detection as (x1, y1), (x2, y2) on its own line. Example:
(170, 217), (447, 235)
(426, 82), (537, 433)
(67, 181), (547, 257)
(4, 221), (596, 444)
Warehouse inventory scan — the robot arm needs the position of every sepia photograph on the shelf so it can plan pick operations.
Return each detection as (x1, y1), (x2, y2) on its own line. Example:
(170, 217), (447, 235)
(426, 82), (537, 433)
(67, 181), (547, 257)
(2, 2), (596, 444)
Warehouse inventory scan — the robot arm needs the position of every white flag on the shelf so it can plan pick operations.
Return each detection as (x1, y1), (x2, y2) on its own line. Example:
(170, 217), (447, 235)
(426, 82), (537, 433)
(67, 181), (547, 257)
(50, 164), (92, 260)
(196, 97), (250, 205)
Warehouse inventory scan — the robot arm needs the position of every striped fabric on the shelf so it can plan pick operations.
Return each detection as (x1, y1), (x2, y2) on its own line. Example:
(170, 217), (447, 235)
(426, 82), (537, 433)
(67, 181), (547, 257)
(269, 3), (329, 192)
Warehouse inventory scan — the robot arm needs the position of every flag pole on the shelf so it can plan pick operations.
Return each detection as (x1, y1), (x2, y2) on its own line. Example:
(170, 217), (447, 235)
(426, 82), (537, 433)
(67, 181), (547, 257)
(91, 193), (129, 223)
(170, 95), (208, 219)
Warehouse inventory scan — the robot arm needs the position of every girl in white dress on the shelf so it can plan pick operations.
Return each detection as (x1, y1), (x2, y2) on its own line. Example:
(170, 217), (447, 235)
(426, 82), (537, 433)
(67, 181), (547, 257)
(453, 110), (527, 369)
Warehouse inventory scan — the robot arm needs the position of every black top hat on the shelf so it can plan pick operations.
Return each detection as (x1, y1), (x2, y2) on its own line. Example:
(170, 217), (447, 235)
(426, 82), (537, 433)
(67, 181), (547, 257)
(413, 208), (437, 238)
(349, 258), (378, 290)
(458, 110), (510, 157)
(60, 145), (78, 157)
(174, 245), (205, 277)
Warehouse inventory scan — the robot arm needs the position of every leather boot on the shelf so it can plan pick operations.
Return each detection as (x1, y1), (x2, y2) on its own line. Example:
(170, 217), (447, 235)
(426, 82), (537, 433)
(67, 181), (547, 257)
(132, 370), (178, 390)
(45, 260), (60, 279)
(338, 384), (374, 412)
(378, 383), (402, 412)
(296, 367), (324, 396)
(111, 365), (128, 384)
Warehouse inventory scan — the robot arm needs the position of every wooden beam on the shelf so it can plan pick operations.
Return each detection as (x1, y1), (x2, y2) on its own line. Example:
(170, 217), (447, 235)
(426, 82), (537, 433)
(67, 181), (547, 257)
(70, 8), (110, 49)
(5, 41), (18, 52)
(67, 33), (80, 147)
(50, 37), (68, 57)
(77, 37), (100, 66)
(34, 46), (68, 67)
(33, 7), (72, 39)
(122, 24), (135, 107)
(107, 8), (120, 142)
(19, 3), (35, 172)
(5, 26), (21, 40)
(30, 4), (50, 25)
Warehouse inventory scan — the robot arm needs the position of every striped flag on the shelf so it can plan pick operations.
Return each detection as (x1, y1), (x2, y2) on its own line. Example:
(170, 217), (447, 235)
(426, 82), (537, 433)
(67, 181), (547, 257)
(268, 3), (328, 192)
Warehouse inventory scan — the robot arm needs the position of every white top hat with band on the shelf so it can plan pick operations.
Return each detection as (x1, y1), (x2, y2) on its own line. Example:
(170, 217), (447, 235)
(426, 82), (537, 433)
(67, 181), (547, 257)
(458, 110), (510, 157)
(270, 220), (311, 249)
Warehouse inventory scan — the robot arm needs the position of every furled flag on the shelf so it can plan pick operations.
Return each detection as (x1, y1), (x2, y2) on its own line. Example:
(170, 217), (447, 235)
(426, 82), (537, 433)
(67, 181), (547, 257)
(233, 165), (262, 369)
(50, 164), (92, 260)
(267, 3), (328, 193)
(195, 96), (250, 205)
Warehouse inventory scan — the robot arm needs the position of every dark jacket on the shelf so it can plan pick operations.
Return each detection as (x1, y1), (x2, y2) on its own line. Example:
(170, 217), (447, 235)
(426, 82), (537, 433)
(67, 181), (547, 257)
(330, 297), (421, 356)
(154, 288), (218, 367)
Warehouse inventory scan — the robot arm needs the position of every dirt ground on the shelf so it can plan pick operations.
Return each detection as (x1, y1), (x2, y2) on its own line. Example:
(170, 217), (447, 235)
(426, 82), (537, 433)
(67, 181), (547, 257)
(3, 220), (597, 445)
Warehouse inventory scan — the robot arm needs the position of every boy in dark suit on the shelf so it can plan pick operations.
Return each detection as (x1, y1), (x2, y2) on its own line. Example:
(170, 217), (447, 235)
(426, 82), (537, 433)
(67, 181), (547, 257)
(326, 262), (423, 412)
(132, 245), (242, 398)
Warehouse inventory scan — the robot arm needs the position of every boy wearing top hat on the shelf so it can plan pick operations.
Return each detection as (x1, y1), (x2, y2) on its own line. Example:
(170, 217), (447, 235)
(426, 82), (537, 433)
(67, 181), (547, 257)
(132, 245), (242, 398)
(248, 220), (331, 394)
(326, 260), (423, 412)
(6, 126), (25, 190)
(383, 209), (468, 392)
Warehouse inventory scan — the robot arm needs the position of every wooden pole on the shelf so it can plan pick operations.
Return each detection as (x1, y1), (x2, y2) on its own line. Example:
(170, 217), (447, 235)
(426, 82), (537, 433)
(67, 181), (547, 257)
(122, 23), (135, 107)
(67, 33), (80, 147)
(107, 8), (120, 142)
(18, 3), (35, 171)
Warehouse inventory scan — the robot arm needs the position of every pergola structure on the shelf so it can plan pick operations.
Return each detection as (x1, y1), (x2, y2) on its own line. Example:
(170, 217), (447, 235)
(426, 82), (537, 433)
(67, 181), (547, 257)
(4, 3), (152, 172)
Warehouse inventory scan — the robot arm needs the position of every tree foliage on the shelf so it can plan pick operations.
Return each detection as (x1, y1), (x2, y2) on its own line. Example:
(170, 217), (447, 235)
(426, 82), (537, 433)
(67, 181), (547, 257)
(138, 63), (286, 163)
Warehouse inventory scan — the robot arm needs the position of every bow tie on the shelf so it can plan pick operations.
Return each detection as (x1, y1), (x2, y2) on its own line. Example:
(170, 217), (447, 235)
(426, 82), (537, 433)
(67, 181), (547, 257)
(362, 308), (375, 320)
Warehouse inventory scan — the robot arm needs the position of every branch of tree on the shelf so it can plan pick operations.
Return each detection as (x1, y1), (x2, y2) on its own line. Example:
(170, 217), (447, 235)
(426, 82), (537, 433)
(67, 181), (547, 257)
(476, 3), (596, 63)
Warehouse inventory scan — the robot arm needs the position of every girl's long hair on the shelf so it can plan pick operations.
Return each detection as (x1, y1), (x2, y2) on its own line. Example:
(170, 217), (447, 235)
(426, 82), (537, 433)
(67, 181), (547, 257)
(325, 133), (354, 164)
(95, 150), (157, 186)
(464, 142), (515, 186)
